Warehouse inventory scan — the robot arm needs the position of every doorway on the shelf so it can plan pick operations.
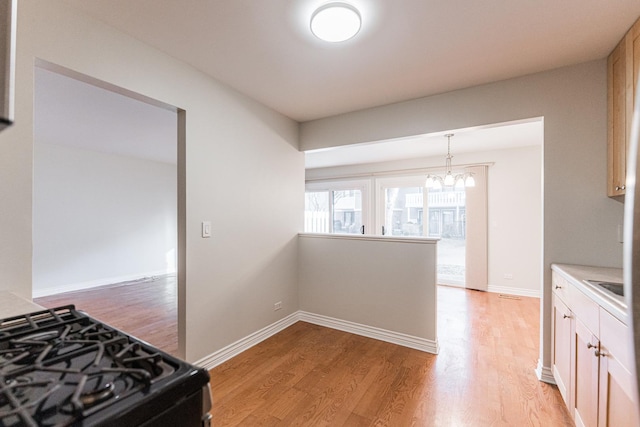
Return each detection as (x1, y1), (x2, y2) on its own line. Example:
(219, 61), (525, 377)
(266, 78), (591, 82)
(32, 62), (185, 357)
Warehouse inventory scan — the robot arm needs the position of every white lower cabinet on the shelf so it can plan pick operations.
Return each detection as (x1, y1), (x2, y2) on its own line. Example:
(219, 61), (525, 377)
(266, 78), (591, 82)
(552, 294), (573, 407)
(573, 318), (599, 427)
(551, 272), (638, 427)
(597, 309), (638, 427)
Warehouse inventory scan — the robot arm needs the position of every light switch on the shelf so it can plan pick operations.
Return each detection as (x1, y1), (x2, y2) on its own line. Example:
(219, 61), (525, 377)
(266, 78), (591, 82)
(202, 221), (212, 238)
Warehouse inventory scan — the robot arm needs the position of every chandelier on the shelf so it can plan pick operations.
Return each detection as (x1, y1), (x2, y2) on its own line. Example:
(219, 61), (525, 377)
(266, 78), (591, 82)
(424, 134), (475, 190)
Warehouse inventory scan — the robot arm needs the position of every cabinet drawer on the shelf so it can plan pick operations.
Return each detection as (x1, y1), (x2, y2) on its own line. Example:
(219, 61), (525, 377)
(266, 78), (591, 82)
(552, 272), (570, 304)
(569, 284), (599, 336)
(600, 307), (631, 372)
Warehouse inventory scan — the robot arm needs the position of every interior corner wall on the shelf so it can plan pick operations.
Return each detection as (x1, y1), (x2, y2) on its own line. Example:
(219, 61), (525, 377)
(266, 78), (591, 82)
(306, 144), (543, 297)
(32, 143), (177, 297)
(2, 0), (304, 363)
(300, 60), (624, 372)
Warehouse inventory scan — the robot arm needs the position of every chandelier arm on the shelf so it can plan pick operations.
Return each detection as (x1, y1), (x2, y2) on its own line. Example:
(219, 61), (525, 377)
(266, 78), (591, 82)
(425, 133), (475, 189)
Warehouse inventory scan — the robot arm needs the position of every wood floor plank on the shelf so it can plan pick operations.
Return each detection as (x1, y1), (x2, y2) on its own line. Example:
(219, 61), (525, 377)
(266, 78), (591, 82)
(31, 280), (573, 426)
(33, 275), (178, 356)
(210, 286), (573, 426)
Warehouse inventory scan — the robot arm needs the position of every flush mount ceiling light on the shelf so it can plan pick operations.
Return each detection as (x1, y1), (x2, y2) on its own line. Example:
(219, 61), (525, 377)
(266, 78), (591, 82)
(310, 2), (361, 43)
(425, 134), (476, 191)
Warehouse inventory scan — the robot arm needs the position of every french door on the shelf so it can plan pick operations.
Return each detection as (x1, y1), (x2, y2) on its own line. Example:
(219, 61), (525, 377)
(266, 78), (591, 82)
(376, 176), (467, 286)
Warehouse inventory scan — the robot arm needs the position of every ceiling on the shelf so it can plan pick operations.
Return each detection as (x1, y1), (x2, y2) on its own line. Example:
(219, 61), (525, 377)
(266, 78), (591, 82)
(40, 1), (638, 169)
(61, 0), (640, 122)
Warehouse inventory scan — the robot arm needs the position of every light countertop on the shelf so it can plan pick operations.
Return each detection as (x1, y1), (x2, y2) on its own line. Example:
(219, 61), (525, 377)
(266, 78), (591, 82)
(0, 291), (45, 319)
(551, 263), (626, 324)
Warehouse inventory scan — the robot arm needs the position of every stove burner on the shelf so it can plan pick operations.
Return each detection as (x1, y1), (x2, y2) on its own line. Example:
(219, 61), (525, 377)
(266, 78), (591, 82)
(0, 305), (189, 427)
(75, 379), (115, 409)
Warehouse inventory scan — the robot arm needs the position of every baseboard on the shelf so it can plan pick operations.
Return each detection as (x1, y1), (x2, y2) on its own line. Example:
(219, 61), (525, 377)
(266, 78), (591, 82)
(32, 270), (176, 298)
(535, 359), (556, 384)
(194, 310), (439, 370)
(438, 282), (465, 289)
(488, 285), (540, 298)
(298, 311), (439, 355)
(194, 312), (299, 370)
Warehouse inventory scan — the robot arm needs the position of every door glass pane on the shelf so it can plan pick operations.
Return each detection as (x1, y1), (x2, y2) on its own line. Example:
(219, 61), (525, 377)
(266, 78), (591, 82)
(332, 190), (362, 234)
(427, 188), (466, 285)
(304, 191), (329, 232)
(383, 187), (424, 236)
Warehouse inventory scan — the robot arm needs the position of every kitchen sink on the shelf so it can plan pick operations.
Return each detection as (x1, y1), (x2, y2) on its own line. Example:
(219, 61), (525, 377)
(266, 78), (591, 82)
(584, 280), (624, 297)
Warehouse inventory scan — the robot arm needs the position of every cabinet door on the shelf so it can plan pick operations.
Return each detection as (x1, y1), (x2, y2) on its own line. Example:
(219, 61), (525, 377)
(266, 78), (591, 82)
(552, 294), (573, 410)
(573, 319), (599, 427)
(598, 346), (638, 427)
(627, 18), (640, 141)
(598, 308), (638, 427)
(608, 36), (627, 197)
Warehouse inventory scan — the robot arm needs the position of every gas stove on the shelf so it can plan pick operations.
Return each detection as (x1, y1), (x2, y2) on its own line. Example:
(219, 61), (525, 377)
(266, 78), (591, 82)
(0, 305), (211, 426)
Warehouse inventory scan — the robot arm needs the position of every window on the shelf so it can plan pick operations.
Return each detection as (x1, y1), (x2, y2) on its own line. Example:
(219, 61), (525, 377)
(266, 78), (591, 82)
(376, 176), (426, 237)
(304, 180), (370, 234)
(304, 191), (330, 232)
(382, 186), (425, 237)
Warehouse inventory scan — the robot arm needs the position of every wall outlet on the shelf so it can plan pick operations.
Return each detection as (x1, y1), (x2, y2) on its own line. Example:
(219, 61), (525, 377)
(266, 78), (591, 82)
(274, 301), (282, 311)
(503, 273), (513, 280)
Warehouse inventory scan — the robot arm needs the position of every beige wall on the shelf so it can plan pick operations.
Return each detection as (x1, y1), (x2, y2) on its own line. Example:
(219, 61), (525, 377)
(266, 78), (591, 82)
(0, 0), (304, 362)
(33, 143), (178, 296)
(298, 234), (438, 346)
(300, 60), (624, 373)
(306, 144), (544, 297)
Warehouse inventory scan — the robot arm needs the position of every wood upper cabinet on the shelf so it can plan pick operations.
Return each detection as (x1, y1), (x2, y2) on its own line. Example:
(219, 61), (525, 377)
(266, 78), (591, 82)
(607, 18), (640, 199)
(608, 37), (628, 198)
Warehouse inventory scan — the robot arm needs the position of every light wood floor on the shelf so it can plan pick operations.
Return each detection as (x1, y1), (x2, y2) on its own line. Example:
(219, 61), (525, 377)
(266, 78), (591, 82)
(34, 275), (178, 356)
(210, 286), (573, 426)
(34, 282), (573, 426)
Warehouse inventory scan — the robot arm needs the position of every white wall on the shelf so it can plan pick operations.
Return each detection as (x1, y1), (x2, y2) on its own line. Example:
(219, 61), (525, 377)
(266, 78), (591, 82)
(298, 234), (438, 351)
(485, 146), (542, 296)
(300, 60), (624, 377)
(33, 143), (177, 296)
(307, 144), (543, 297)
(1, 0), (304, 362)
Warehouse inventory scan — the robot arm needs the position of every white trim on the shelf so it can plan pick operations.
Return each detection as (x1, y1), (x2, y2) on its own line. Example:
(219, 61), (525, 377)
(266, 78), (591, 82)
(298, 311), (440, 354)
(305, 162), (496, 182)
(194, 311), (439, 370)
(32, 270), (176, 298)
(487, 284), (540, 298)
(299, 311), (439, 354)
(438, 281), (465, 288)
(194, 312), (299, 370)
(535, 359), (556, 384)
(299, 232), (438, 245)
